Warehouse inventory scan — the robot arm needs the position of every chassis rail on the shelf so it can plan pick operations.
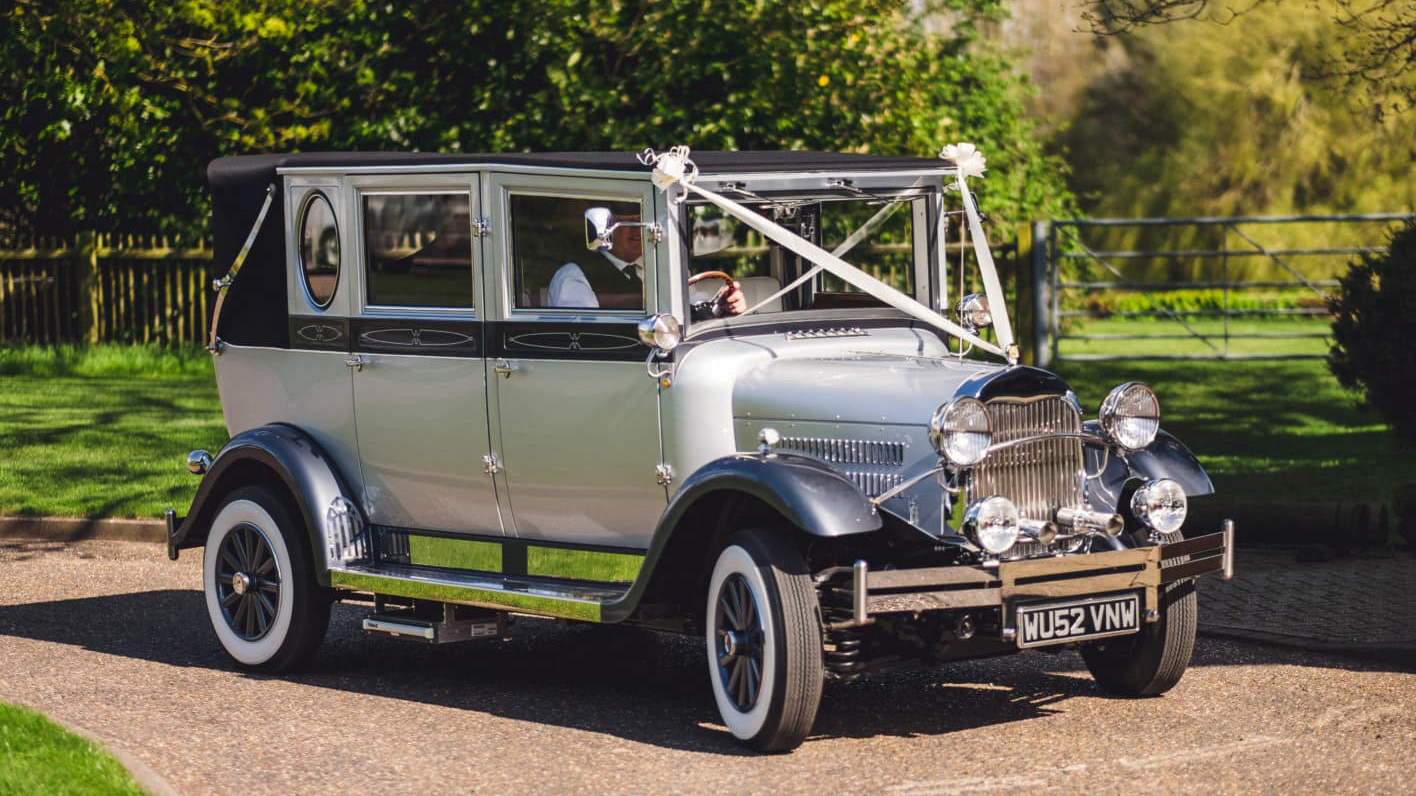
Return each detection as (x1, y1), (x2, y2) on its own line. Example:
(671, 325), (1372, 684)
(838, 520), (1234, 639)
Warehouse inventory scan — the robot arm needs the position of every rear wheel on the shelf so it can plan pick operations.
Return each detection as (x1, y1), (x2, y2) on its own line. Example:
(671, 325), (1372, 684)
(1081, 578), (1197, 696)
(705, 529), (823, 752)
(203, 485), (330, 672)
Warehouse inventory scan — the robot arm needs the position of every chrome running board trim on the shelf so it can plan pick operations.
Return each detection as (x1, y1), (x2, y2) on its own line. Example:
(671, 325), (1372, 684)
(331, 564), (629, 622)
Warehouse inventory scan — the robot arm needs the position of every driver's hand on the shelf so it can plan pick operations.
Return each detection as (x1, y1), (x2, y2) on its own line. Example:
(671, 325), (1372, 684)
(720, 281), (747, 315)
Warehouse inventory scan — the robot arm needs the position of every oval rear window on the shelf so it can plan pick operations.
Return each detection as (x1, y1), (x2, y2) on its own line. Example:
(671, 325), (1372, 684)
(299, 192), (339, 308)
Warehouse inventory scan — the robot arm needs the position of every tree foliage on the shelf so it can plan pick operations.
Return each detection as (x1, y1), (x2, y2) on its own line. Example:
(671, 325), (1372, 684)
(1077, 0), (1416, 113)
(1327, 221), (1416, 445)
(1, 0), (1070, 239)
(1060, 1), (1416, 220)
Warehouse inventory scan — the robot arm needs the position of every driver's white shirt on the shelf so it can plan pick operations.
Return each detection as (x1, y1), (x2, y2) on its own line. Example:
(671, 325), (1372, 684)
(547, 251), (643, 308)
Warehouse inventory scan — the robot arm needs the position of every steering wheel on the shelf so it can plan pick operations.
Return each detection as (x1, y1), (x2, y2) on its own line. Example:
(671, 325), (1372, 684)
(688, 270), (735, 308)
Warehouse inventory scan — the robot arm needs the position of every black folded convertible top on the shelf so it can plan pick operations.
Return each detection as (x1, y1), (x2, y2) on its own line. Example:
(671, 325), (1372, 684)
(207, 150), (953, 348)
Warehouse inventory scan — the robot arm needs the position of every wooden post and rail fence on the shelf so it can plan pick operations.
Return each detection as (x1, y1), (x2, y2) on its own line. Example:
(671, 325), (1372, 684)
(0, 233), (215, 346)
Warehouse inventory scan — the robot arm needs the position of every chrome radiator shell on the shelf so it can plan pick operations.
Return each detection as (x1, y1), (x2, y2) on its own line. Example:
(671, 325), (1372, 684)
(968, 395), (1085, 523)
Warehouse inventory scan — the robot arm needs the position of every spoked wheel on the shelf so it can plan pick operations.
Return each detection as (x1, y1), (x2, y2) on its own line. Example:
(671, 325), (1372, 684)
(213, 522), (282, 641)
(203, 485), (330, 672)
(714, 573), (766, 712)
(705, 529), (823, 752)
(1081, 577), (1197, 696)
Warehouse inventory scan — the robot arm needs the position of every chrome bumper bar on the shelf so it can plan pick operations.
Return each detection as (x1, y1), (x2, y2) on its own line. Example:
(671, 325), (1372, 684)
(841, 519), (1234, 628)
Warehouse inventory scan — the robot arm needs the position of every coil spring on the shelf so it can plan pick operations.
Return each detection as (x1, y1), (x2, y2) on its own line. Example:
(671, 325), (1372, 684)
(822, 607), (867, 682)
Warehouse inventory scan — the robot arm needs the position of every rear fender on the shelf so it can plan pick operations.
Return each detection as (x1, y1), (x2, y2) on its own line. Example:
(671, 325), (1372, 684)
(168, 423), (362, 586)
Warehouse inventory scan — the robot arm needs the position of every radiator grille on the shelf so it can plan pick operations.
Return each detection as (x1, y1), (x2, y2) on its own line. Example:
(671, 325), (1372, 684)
(968, 395), (1084, 522)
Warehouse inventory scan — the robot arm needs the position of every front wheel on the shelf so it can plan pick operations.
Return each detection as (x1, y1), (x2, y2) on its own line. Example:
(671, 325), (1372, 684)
(202, 485), (330, 672)
(1081, 578), (1197, 696)
(705, 529), (823, 752)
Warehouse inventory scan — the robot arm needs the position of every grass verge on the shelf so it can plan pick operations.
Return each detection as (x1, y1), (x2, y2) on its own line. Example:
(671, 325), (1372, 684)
(0, 702), (148, 795)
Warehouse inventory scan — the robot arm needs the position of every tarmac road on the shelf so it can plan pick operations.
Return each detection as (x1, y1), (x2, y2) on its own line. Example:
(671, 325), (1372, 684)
(1, 539), (1413, 795)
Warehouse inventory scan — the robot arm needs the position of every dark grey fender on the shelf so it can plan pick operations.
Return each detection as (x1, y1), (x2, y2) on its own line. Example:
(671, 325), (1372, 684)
(1084, 422), (1213, 513)
(663, 453), (882, 538)
(601, 452), (882, 623)
(167, 423), (361, 586)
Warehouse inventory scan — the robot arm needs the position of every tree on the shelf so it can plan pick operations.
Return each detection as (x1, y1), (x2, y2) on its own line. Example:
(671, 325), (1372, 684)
(1, 0), (1071, 239)
(1328, 220), (1416, 445)
(1077, 0), (1416, 113)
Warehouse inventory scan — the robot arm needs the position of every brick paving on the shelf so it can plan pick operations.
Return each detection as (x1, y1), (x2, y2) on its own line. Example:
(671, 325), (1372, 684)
(1198, 546), (1416, 662)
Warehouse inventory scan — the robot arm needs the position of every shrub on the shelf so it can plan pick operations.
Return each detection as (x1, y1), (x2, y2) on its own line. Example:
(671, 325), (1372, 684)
(1327, 221), (1416, 445)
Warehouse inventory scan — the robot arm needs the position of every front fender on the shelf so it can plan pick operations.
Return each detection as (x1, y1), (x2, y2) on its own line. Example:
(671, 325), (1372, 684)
(664, 453), (882, 539)
(1084, 423), (1213, 512)
(600, 453), (881, 623)
(168, 423), (362, 586)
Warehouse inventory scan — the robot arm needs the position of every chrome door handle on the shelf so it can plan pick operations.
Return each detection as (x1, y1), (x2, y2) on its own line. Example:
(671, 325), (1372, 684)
(345, 355), (368, 372)
(493, 359), (517, 378)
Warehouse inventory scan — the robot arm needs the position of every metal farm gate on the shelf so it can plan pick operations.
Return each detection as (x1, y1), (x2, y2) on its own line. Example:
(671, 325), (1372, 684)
(1031, 213), (1415, 367)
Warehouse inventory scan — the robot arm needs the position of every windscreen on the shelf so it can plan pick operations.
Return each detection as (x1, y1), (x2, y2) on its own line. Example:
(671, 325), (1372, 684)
(685, 195), (924, 316)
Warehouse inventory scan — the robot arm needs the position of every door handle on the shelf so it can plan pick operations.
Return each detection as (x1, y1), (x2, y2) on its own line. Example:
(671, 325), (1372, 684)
(345, 355), (368, 372)
(493, 359), (517, 378)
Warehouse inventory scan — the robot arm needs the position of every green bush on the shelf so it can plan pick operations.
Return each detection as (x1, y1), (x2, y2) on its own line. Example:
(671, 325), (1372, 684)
(1328, 221), (1416, 444)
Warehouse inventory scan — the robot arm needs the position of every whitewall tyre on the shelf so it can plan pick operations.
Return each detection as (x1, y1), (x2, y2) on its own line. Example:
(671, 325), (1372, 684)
(203, 485), (330, 672)
(705, 529), (823, 752)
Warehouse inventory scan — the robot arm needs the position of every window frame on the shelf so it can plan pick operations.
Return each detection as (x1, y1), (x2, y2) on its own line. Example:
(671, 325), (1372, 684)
(295, 190), (341, 311)
(489, 172), (659, 324)
(349, 175), (481, 318)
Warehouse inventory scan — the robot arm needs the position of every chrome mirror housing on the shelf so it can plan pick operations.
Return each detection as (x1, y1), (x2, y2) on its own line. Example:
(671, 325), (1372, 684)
(956, 293), (992, 333)
(637, 313), (682, 352)
(585, 207), (615, 252)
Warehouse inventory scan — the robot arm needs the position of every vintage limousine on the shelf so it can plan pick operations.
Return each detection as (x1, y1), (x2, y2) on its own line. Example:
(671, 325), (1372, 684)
(166, 147), (1232, 751)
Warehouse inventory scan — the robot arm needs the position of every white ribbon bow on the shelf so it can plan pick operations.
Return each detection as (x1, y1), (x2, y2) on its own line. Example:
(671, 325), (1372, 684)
(940, 142), (986, 179)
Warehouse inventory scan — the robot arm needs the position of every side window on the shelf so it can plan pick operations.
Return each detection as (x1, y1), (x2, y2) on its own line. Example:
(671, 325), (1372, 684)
(509, 194), (643, 311)
(362, 192), (473, 308)
(298, 192), (339, 309)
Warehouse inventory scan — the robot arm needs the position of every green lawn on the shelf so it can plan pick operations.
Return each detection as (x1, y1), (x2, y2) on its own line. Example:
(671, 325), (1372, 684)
(0, 702), (148, 795)
(1056, 358), (1415, 505)
(0, 346), (224, 518)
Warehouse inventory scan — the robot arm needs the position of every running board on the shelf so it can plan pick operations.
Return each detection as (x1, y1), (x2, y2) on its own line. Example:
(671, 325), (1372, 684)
(331, 564), (629, 622)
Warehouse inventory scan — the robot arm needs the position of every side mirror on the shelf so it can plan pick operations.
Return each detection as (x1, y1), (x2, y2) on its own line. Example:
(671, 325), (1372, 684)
(585, 207), (614, 252)
(957, 293), (992, 333)
(637, 313), (681, 352)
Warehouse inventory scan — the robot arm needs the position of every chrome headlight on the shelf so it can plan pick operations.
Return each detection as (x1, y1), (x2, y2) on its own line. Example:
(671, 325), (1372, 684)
(1131, 478), (1187, 534)
(962, 496), (1020, 555)
(956, 293), (992, 332)
(1099, 382), (1160, 451)
(929, 396), (992, 467)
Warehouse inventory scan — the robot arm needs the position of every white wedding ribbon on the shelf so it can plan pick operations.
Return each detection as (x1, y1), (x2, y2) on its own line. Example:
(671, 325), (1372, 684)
(643, 147), (1012, 360)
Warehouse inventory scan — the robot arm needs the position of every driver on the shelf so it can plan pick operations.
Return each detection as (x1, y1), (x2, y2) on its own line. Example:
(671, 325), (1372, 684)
(549, 211), (746, 318)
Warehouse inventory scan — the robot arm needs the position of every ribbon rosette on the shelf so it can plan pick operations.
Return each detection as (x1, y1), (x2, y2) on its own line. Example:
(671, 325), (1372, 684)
(941, 142), (986, 179)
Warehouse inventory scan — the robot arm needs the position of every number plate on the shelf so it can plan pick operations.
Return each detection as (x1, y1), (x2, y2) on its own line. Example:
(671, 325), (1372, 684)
(1015, 592), (1141, 649)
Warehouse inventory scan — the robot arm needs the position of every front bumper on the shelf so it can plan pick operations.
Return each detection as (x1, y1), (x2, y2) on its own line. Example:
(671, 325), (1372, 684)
(842, 520), (1234, 640)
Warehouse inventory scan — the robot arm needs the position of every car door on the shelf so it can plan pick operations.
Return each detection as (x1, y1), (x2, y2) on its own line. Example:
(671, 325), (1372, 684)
(346, 174), (504, 536)
(483, 173), (667, 550)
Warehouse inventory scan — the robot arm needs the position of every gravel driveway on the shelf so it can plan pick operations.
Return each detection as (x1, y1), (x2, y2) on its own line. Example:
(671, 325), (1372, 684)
(1, 539), (1413, 795)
